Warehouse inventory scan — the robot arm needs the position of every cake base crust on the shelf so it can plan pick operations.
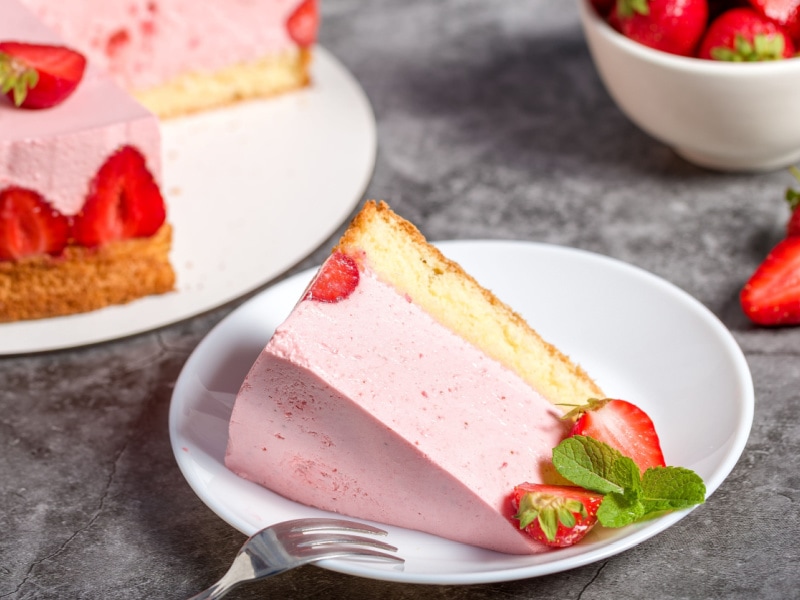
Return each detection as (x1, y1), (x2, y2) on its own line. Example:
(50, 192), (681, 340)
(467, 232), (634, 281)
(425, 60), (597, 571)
(0, 224), (175, 323)
(135, 49), (313, 119)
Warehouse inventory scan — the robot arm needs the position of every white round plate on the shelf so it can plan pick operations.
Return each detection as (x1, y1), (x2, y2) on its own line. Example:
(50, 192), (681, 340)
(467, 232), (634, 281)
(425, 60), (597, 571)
(169, 240), (754, 585)
(0, 47), (375, 355)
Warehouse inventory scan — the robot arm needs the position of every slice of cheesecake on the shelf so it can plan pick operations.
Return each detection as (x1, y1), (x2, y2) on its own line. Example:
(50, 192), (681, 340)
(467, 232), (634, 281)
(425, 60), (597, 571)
(225, 201), (603, 554)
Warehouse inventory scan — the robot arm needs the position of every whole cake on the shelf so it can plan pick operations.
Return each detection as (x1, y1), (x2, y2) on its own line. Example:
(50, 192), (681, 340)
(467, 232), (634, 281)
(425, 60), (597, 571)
(225, 201), (604, 555)
(0, 0), (318, 322)
(0, 0), (173, 322)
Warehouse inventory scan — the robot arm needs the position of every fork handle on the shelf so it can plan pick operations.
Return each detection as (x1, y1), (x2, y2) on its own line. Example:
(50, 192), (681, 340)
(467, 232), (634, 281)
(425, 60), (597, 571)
(187, 552), (287, 600)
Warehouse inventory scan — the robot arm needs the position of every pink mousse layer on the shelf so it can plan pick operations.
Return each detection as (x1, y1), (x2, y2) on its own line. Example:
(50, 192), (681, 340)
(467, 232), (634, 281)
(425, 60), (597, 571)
(21, 0), (307, 91)
(225, 261), (570, 555)
(0, 0), (160, 216)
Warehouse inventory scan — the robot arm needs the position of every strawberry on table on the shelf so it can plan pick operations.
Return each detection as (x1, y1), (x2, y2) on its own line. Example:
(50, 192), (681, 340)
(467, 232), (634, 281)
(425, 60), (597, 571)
(71, 145), (166, 248)
(0, 41), (86, 109)
(286, 0), (319, 48)
(303, 252), (360, 303)
(0, 187), (69, 261)
(564, 398), (666, 473)
(697, 7), (796, 59)
(741, 237), (800, 325)
(511, 483), (604, 548)
(611, 0), (710, 57)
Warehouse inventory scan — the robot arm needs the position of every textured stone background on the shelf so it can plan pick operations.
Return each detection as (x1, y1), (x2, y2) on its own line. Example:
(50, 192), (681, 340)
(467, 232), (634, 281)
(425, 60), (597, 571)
(2, 1), (798, 598)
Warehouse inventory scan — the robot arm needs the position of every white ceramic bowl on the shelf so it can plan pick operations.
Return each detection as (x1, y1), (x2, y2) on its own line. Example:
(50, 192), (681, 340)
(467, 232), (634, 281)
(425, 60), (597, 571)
(577, 0), (800, 172)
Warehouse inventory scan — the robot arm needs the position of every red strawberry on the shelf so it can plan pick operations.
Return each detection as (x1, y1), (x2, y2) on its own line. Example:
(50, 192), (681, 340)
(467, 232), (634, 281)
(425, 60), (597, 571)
(0, 41), (86, 109)
(71, 145), (166, 248)
(565, 398), (666, 473)
(697, 7), (796, 59)
(303, 251), (360, 303)
(511, 483), (604, 548)
(748, 0), (800, 45)
(786, 166), (800, 238)
(0, 187), (69, 261)
(740, 237), (800, 325)
(611, 0), (709, 57)
(286, 0), (319, 48)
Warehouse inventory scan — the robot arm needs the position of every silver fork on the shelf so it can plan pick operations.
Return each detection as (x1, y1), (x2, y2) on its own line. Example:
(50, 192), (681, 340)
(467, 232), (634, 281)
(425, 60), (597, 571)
(187, 518), (404, 599)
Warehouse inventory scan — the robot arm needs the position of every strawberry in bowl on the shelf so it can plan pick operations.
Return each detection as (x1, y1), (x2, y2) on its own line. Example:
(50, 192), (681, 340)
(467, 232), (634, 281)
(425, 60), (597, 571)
(577, 0), (800, 171)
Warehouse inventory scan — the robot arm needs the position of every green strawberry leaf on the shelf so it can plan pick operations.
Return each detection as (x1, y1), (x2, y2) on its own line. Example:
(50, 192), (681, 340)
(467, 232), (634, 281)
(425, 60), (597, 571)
(514, 493), (588, 542)
(711, 33), (786, 62)
(617, 0), (650, 18)
(786, 166), (800, 211)
(538, 508), (558, 542)
(0, 53), (38, 106)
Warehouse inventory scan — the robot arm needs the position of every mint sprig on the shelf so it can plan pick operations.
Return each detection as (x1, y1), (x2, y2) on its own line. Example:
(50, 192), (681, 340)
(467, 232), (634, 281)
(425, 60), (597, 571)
(553, 436), (705, 528)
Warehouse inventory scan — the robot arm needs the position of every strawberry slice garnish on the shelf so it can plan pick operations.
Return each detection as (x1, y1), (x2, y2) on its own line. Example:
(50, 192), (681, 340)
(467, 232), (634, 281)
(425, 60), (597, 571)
(303, 251), (360, 303)
(0, 41), (86, 109)
(697, 7), (796, 60)
(0, 187), (69, 261)
(511, 483), (604, 548)
(286, 0), (319, 48)
(564, 398), (666, 473)
(741, 237), (800, 325)
(611, 0), (709, 57)
(71, 145), (166, 248)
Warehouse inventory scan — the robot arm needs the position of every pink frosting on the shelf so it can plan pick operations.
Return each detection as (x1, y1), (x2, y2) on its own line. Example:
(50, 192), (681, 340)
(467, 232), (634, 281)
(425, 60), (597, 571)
(226, 263), (570, 555)
(20, 0), (307, 90)
(0, 0), (160, 216)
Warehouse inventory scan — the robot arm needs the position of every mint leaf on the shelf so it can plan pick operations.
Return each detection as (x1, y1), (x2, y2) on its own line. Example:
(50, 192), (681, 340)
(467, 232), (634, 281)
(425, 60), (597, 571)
(552, 436), (707, 530)
(597, 488), (646, 528)
(640, 466), (706, 513)
(552, 436), (638, 495)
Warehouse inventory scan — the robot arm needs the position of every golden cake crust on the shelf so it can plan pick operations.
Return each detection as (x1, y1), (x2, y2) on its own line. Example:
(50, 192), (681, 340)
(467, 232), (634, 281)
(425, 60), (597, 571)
(0, 224), (175, 323)
(136, 48), (313, 119)
(336, 200), (604, 410)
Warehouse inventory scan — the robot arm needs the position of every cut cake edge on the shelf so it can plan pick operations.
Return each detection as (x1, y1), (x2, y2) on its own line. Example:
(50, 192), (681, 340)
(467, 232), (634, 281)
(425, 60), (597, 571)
(336, 200), (604, 410)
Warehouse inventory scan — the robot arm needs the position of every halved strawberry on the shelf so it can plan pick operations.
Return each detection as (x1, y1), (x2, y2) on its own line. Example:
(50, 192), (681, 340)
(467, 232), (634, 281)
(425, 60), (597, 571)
(697, 7), (796, 59)
(303, 251), (359, 303)
(0, 187), (69, 261)
(786, 166), (800, 238)
(565, 398), (666, 473)
(71, 145), (166, 248)
(511, 483), (604, 548)
(741, 237), (800, 325)
(286, 0), (319, 48)
(0, 41), (86, 109)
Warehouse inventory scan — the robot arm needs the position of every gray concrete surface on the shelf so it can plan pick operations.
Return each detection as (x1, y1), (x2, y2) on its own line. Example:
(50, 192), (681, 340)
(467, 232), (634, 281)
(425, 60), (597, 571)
(2, 1), (798, 598)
